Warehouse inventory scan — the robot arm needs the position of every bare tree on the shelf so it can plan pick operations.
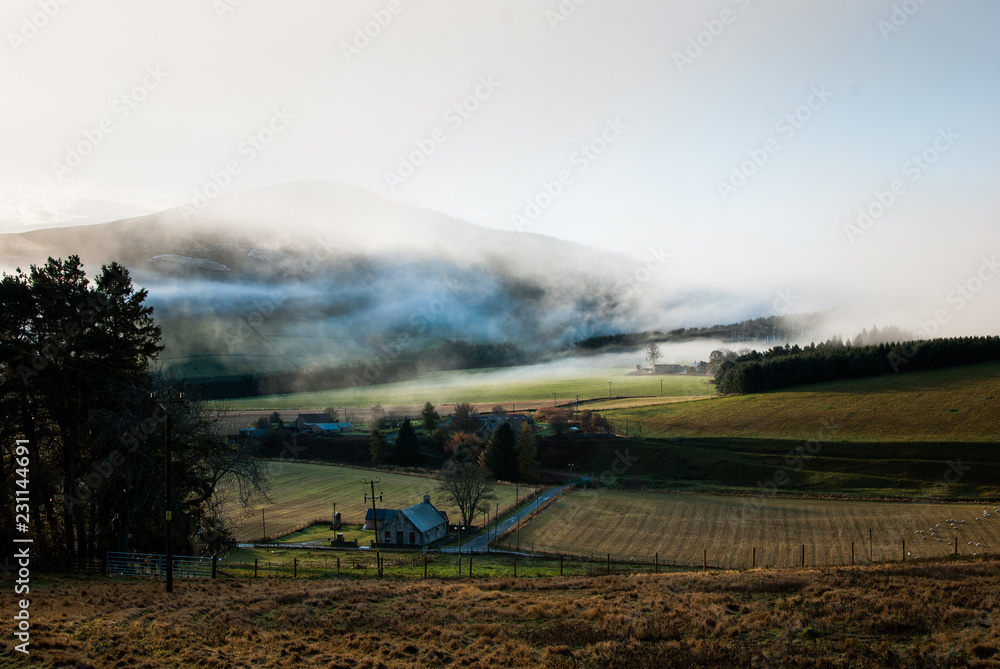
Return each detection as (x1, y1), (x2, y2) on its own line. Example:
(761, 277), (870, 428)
(645, 342), (662, 369)
(438, 460), (496, 528)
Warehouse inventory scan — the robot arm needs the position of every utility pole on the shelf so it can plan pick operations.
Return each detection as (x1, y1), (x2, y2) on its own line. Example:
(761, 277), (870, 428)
(363, 478), (383, 579)
(151, 394), (186, 594)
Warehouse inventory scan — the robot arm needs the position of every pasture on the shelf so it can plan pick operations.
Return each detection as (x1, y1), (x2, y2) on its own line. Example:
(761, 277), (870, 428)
(223, 461), (537, 541)
(20, 559), (1000, 667)
(507, 489), (1000, 569)
(212, 365), (715, 410)
(597, 360), (1000, 442)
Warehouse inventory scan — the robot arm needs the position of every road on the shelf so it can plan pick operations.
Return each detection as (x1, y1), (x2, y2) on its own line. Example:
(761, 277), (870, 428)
(441, 481), (579, 555)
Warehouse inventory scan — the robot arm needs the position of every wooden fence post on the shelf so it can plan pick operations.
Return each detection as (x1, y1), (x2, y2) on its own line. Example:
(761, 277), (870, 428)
(955, 538), (958, 556)
(469, 554), (473, 579)
(752, 546), (755, 569)
(902, 539), (906, 561)
(801, 545), (805, 567)
(293, 558), (297, 578)
(851, 542), (854, 566)
(254, 558), (258, 578)
(337, 557), (341, 576)
(424, 557), (428, 579)
(606, 553), (610, 575)
(560, 554), (564, 576)
(703, 550), (707, 572)
(654, 552), (658, 574)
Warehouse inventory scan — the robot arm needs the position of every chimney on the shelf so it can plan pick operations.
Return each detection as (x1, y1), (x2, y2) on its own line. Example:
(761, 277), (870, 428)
(423, 494), (431, 504)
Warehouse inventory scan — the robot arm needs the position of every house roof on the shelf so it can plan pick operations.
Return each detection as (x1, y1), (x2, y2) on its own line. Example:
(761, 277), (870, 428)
(400, 501), (447, 533)
(364, 509), (398, 521)
(298, 413), (336, 424)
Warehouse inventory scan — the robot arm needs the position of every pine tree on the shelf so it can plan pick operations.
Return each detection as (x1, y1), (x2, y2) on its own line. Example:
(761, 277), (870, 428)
(395, 417), (420, 466)
(515, 423), (539, 483)
(369, 427), (391, 465)
(421, 401), (439, 432)
(480, 421), (518, 482)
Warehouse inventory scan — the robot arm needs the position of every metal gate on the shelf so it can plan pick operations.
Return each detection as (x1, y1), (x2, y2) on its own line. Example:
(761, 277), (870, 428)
(106, 552), (213, 579)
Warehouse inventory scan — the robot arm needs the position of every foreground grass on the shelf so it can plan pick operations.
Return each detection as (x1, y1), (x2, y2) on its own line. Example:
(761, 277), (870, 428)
(224, 462), (535, 541)
(600, 361), (1000, 442)
(8, 559), (1000, 668)
(212, 366), (715, 410)
(510, 489), (1000, 569)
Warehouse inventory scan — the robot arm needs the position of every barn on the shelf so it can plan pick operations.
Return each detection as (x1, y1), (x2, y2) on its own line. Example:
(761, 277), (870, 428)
(379, 495), (449, 547)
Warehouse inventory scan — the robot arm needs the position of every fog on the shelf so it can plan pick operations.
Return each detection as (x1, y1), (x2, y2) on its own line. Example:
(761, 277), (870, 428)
(1, 1), (997, 379)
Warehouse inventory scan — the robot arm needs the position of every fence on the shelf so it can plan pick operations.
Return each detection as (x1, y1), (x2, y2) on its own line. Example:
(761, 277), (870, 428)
(106, 552), (215, 579)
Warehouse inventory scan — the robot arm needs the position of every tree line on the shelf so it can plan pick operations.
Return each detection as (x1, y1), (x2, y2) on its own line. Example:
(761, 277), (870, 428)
(713, 336), (1000, 395)
(190, 341), (527, 400)
(0, 257), (266, 568)
(574, 314), (819, 352)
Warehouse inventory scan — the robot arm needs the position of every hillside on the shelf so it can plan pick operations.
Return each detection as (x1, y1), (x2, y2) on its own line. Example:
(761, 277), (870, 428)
(13, 560), (1000, 667)
(0, 181), (666, 381)
(598, 360), (1000, 442)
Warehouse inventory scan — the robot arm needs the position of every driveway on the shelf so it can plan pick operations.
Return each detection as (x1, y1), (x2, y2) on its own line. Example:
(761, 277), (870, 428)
(441, 481), (581, 554)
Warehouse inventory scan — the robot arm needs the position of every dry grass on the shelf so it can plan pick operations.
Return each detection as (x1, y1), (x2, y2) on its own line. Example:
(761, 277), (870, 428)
(5, 559), (1000, 668)
(510, 490), (1000, 569)
(223, 462), (532, 541)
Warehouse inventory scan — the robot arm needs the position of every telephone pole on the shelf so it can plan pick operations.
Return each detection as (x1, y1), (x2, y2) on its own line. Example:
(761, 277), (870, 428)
(151, 393), (186, 594)
(363, 478), (383, 579)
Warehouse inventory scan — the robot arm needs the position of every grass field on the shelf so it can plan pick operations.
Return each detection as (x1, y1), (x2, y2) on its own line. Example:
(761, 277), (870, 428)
(212, 365), (715, 410)
(224, 461), (537, 541)
(507, 489), (1000, 569)
(598, 361), (1000, 442)
(14, 559), (1000, 667)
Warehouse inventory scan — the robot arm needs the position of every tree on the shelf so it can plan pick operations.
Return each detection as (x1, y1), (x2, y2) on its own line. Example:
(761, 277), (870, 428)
(645, 342), (662, 368)
(450, 402), (479, 433)
(420, 401), (439, 432)
(515, 423), (538, 482)
(369, 426), (391, 465)
(394, 417), (420, 466)
(480, 422), (518, 481)
(369, 404), (387, 430)
(491, 404), (507, 415)
(0, 257), (266, 566)
(444, 431), (484, 464)
(323, 407), (340, 422)
(549, 411), (570, 437)
(438, 460), (496, 529)
(269, 411), (282, 425)
(255, 416), (270, 430)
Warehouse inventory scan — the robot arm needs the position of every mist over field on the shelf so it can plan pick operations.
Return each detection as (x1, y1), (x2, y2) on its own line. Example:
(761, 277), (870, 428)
(1, 1), (997, 387)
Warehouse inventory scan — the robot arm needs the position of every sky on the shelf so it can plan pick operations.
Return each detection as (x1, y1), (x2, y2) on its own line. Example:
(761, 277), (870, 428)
(2, 0), (999, 335)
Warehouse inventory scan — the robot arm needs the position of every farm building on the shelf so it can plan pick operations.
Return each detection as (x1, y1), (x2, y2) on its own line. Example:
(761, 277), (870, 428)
(295, 413), (354, 434)
(376, 495), (449, 547)
(440, 414), (533, 440)
(653, 363), (686, 374)
(363, 508), (397, 531)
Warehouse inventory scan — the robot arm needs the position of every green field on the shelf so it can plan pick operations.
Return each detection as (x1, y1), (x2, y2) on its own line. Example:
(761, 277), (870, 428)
(539, 435), (1000, 499)
(211, 365), (715, 410)
(598, 361), (1000, 442)
(508, 489), (1000, 569)
(224, 461), (538, 541)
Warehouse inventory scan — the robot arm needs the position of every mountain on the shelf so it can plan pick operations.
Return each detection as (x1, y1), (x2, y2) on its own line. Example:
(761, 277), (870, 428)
(0, 181), (666, 379)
